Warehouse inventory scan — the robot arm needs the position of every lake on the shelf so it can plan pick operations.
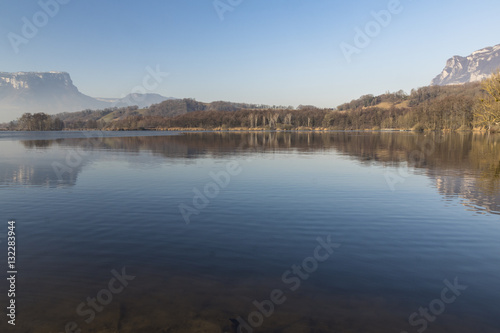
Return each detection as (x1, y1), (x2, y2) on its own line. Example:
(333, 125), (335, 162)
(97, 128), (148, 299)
(0, 131), (499, 333)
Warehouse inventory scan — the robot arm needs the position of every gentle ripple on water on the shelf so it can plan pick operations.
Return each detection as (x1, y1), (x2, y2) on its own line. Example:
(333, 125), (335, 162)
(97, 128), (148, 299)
(0, 131), (499, 332)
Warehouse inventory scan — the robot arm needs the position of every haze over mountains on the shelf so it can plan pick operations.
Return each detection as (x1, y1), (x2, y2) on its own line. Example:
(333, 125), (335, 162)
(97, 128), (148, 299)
(432, 44), (500, 86)
(1, 43), (500, 123)
(0, 71), (173, 122)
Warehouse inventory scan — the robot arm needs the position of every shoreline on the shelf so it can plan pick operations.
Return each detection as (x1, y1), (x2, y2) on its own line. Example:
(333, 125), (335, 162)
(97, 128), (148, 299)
(0, 127), (496, 133)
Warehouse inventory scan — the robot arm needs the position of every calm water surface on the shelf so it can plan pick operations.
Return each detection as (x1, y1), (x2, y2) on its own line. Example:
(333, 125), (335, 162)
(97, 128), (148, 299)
(0, 131), (499, 333)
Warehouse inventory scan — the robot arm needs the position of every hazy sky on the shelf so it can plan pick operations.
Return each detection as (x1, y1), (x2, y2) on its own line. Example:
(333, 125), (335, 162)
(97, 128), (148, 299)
(1, 0), (499, 108)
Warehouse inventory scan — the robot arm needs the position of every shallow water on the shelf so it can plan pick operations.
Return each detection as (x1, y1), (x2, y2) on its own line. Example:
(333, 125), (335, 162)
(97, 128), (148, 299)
(0, 131), (499, 332)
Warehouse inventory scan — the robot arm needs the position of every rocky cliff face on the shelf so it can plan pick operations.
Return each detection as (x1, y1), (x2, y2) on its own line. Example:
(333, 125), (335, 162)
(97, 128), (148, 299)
(0, 71), (77, 91)
(431, 44), (500, 86)
(0, 71), (109, 122)
(0, 71), (172, 122)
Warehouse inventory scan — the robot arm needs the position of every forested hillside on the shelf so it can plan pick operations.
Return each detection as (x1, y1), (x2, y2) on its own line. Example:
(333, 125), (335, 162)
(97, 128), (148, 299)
(3, 80), (499, 132)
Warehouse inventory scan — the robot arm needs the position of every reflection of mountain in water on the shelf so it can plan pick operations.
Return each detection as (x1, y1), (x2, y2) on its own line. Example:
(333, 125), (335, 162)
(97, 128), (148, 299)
(317, 132), (500, 215)
(433, 174), (500, 215)
(2, 131), (499, 215)
(0, 141), (81, 187)
(0, 155), (81, 187)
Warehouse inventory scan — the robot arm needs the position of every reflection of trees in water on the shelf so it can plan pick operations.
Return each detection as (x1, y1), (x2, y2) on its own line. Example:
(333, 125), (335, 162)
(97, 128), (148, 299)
(311, 132), (500, 215)
(21, 140), (55, 149)
(469, 136), (500, 195)
(10, 132), (500, 214)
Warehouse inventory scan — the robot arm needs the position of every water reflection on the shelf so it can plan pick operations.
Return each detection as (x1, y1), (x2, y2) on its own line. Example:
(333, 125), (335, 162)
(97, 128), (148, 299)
(2, 131), (500, 215)
(1, 131), (500, 333)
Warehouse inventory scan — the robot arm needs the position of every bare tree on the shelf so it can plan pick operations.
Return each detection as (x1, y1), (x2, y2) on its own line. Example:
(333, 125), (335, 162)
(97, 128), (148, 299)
(475, 71), (500, 131)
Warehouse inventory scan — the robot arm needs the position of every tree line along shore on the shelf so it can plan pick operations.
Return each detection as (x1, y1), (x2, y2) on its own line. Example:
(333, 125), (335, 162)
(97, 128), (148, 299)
(4, 73), (500, 133)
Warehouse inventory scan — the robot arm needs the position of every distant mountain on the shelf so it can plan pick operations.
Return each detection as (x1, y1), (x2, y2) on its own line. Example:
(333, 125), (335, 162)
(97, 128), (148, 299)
(0, 71), (107, 121)
(0, 71), (173, 122)
(432, 44), (500, 86)
(95, 93), (175, 108)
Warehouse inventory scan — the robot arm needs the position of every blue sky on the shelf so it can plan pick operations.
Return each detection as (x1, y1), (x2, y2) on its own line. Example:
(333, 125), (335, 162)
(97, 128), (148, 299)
(1, 0), (499, 109)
